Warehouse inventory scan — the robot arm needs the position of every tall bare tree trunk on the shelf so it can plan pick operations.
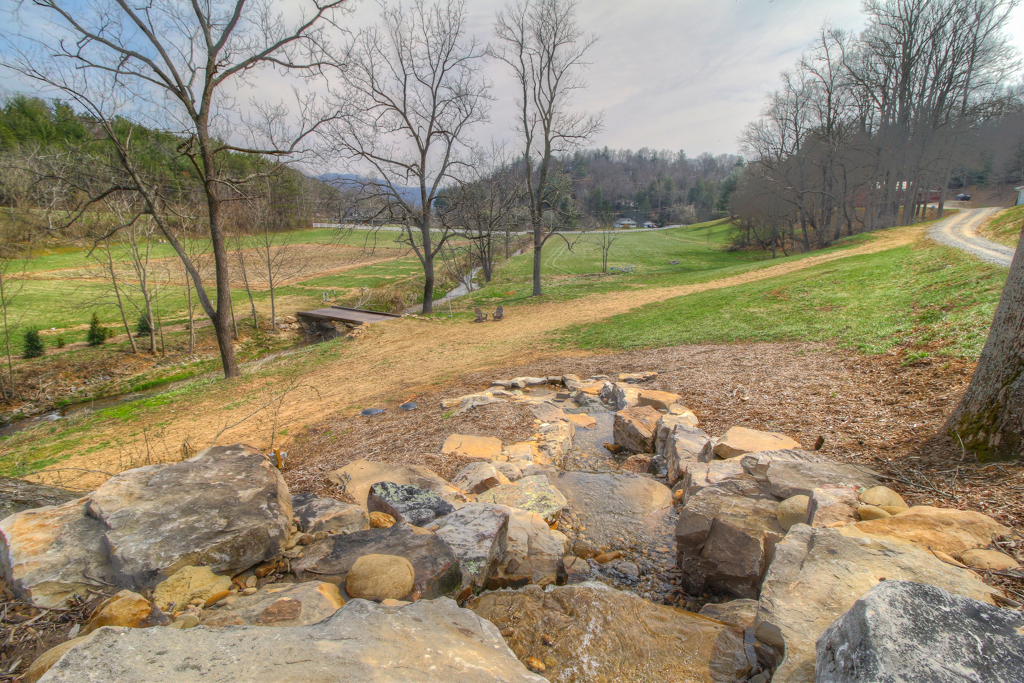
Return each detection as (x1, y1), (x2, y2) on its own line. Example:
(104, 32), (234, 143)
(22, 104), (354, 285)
(106, 239), (138, 354)
(947, 221), (1024, 461)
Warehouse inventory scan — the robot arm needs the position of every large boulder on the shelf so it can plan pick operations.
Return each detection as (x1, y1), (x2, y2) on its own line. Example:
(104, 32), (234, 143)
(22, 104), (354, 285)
(545, 470), (673, 550)
(755, 524), (998, 683)
(433, 504), (509, 593)
(816, 581), (1024, 683)
(202, 581), (344, 627)
(367, 482), (455, 526)
(40, 598), (547, 683)
(328, 459), (462, 508)
(714, 427), (801, 459)
(291, 493), (367, 535)
(488, 507), (568, 589)
(675, 487), (784, 598)
(478, 476), (567, 525)
(842, 505), (1013, 556)
(613, 405), (661, 453)
(0, 478), (76, 520)
(471, 584), (753, 683)
(0, 445), (290, 607)
(657, 420), (711, 486)
(291, 524), (461, 601)
(765, 461), (880, 500)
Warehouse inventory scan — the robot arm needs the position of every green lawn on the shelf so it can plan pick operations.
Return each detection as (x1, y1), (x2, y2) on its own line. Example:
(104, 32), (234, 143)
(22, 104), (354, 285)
(560, 240), (1006, 359)
(980, 205), (1024, 248)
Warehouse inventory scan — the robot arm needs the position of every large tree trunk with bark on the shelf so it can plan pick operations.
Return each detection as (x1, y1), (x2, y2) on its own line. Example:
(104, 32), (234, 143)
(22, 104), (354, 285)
(947, 221), (1024, 461)
(532, 220), (543, 296)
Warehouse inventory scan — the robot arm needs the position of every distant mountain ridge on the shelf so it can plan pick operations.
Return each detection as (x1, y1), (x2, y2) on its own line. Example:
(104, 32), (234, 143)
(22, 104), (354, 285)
(319, 173), (421, 207)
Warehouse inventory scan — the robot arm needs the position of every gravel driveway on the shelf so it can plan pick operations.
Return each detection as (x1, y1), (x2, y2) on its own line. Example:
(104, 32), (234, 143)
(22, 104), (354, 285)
(928, 207), (1015, 267)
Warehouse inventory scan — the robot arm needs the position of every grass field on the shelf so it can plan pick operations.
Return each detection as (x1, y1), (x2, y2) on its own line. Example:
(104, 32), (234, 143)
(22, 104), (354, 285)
(979, 205), (1024, 248)
(560, 239), (1006, 359)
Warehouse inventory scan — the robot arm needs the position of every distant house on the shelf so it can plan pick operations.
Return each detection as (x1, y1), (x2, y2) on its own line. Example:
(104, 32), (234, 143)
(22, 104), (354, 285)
(614, 218), (637, 228)
(643, 221), (657, 228)
(1017, 186), (1024, 206)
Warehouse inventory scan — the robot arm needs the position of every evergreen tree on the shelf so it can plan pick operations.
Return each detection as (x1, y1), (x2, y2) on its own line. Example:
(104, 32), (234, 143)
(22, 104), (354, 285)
(22, 330), (43, 358)
(87, 312), (109, 346)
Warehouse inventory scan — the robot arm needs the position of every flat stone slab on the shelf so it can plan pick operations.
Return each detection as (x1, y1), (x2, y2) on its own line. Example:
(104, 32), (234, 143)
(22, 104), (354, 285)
(816, 580), (1024, 683)
(756, 524), (997, 683)
(842, 505), (1013, 556)
(766, 461), (880, 500)
(291, 493), (367, 535)
(679, 460), (775, 505)
(714, 426), (801, 459)
(41, 598), (547, 683)
(471, 584), (753, 683)
(291, 524), (461, 601)
(1, 445), (290, 607)
(202, 581), (344, 628)
(478, 476), (567, 524)
(328, 459), (462, 509)
(442, 434), (503, 460)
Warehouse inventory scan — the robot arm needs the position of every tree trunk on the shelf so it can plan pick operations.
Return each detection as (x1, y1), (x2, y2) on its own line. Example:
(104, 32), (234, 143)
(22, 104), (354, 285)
(420, 222), (434, 314)
(532, 221), (543, 296)
(947, 221), (1024, 461)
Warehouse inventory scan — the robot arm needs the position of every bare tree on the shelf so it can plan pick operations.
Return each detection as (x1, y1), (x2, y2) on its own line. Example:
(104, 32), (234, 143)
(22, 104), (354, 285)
(246, 197), (307, 332)
(491, 0), (602, 296)
(323, 0), (490, 314)
(594, 226), (618, 274)
(3, 0), (350, 378)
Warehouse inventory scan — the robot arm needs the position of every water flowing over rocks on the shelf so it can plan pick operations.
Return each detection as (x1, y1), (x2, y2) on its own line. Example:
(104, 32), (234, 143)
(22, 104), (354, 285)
(40, 598), (547, 683)
(815, 581), (1024, 683)
(471, 584), (753, 683)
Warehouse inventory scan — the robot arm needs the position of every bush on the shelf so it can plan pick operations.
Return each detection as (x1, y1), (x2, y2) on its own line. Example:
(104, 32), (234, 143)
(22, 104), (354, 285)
(87, 312), (110, 346)
(22, 330), (44, 358)
(136, 312), (153, 336)
(55, 334), (66, 348)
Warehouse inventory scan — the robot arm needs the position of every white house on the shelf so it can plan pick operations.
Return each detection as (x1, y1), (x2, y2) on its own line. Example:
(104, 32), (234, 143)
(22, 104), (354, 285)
(614, 218), (637, 228)
(1016, 186), (1024, 206)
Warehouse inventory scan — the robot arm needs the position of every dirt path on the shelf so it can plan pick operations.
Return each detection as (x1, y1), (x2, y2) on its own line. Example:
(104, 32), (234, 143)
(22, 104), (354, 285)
(928, 207), (1014, 266)
(31, 226), (922, 489)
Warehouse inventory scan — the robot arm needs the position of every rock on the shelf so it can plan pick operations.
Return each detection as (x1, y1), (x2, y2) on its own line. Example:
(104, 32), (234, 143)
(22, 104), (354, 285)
(807, 486), (860, 527)
(80, 590), (168, 636)
(89, 445), (291, 591)
(0, 498), (117, 608)
(959, 548), (1020, 570)
(880, 505), (909, 515)
(529, 401), (567, 423)
(565, 413), (597, 430)
(755, 524), (998, 683)
(637, 389), (682, 411)
(619, 453), (651, 474)
(777, 495), (810, 531)
(433, 504), (509, 592)
(815, 580), (1024, 683)
(545, 470), (673, 550)
(766, 461), (880, 500)
(698, 598), (760, 629)
(478, 476), (567, 525)
(503, 442), (538, 462)
(151, 566), (233, 613)
(41, 598), (547, 683)
(202, 581), (344, 627)
(676, 487), (784, 598)
(367, 481), (455, 526)
(662, 424), (712, 486)
(655, 414), (702, 457)
(667, 403), (699, 422)
(489, 507), (567, 588)
(594, 550), (622, 564)
(345, 554), (416, 601)
(492, 461), (523, 482)
(647, 453), (669, 477)
(441, 392), (504, 415)
(618, 371), (657, 383)
(741, 448), (820, 476)
(0, 446), (288, 608)
(328, 459), (462, 508)
(856, 504), (890, 521)
(562, 555), (592, 581)
(22, 631), (98, 683)
(472, 584), (752, 683)
(714, 427), (802, 460)
(0, 478), (76, 521)
(291, 493), (367, 536)
(678, 459), (775, 506)
(369, 511), (395, 528)
(441, 434), (503, 460)
(613, 405), (661, 453)
(534, 421), (575, 467)
(857, 485), (906, 508)
(452, 462), (512, 494)
(291, 524), (461, 600)
(609, 382), (641, 410)
(843, 505), (1012, 556)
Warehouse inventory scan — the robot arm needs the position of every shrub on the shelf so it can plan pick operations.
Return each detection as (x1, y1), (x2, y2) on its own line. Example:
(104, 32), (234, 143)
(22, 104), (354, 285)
(87, 312), (109, 346)
(136, 312), (153, 336)
(22, 330), (44, 358)
(55, 334), (66, 348)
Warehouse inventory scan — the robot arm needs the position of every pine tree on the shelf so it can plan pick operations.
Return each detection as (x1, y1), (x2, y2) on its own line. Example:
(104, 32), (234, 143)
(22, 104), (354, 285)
(22, 330), (44, 358)
(87, 312), (109, 346)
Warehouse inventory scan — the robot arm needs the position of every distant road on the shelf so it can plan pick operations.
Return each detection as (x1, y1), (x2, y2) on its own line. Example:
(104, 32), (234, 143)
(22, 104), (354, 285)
(928, 208), (1014, 267)
(312, 223), (685, 236)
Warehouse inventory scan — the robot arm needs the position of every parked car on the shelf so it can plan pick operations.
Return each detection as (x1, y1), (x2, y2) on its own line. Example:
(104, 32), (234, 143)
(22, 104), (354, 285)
(955, 193), (971, 201)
